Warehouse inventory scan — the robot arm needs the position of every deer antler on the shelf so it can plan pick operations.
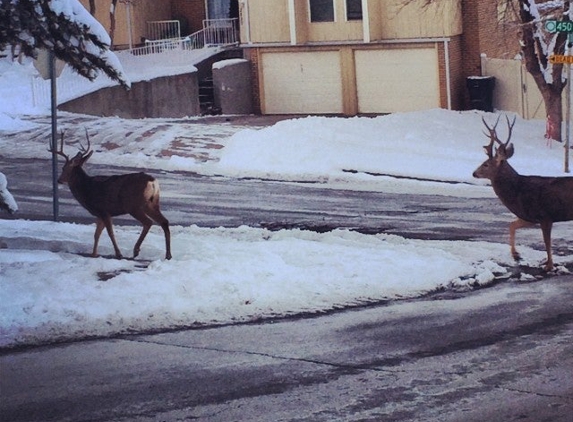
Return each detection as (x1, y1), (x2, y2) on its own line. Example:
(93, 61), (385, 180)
(503, 115), (516, 147)
(481, 116), (500, 158)
(48, 130), (70, 162)
(482, 115), (517, 157)
(78, 128), (92, 157)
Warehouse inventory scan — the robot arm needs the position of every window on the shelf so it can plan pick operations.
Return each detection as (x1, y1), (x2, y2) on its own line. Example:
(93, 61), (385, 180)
(310, 0), (335, 22)
(346, 0), (362, 21)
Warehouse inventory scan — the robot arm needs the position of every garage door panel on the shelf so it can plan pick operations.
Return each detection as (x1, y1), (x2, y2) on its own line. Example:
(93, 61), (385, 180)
(355, 48), (439, 113)
(262, 52), (343, 114)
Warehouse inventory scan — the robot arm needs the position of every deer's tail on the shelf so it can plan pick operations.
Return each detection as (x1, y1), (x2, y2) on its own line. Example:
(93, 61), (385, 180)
(144, 178), (161, 207)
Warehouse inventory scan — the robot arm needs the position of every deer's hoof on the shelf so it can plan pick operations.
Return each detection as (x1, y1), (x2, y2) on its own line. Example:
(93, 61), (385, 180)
(165, 253), (172, 260)
(511, 251), (521, 262)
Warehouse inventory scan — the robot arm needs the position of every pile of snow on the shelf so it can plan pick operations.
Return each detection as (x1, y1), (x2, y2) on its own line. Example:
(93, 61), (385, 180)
(0, 59), (47, 127)
(211, 110), (569, 184)
(1, 219), (561, 349)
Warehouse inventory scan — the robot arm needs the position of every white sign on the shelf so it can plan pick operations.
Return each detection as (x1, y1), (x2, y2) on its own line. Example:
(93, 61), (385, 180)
(33, 50), (65, 80)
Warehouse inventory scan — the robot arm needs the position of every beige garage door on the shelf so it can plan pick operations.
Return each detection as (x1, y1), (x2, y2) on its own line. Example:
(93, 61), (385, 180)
(355, 48), (440, 113)
(261, 51), (343, 114)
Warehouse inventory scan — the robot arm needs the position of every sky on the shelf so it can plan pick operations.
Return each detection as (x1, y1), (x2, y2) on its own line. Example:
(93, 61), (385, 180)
(1, 50), (572, 349)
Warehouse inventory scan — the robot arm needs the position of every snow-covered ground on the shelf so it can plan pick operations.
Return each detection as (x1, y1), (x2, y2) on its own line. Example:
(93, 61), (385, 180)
(0, 57), (572, 349)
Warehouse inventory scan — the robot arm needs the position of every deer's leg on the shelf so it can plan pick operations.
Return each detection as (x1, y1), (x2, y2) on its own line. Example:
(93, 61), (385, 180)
(131, 210), (153, 259)
(102, 216), (123, 259)
(509, 218), (535, 261)
(92, 218), (105, 257)
(146, 208), (171, 260)
(540, 220), (554, 271)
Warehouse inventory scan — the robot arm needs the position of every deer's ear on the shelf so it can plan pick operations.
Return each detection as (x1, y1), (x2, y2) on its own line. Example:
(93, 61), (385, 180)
(81, 150), (94, 164)
(505, 143), (514, 159)
(70, 152), (84, 166)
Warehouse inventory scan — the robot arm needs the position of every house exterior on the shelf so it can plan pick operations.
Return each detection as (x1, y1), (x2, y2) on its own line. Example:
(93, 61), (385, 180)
(238, 0), (465, 115)
(75, 1), (528, 117)
(77, 0), (211, 49)
(238, 0), (527, 116)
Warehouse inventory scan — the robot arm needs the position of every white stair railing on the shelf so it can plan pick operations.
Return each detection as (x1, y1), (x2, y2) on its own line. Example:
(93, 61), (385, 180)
(146, 20), (181, 41)
(130, 18), (238, 56)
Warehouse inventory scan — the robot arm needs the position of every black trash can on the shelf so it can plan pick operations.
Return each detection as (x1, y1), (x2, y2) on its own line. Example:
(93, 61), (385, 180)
(466, 76), (495, 112)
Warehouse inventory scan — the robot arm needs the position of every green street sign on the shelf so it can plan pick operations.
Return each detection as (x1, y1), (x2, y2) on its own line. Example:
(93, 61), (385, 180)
(545, 20), (573, 33)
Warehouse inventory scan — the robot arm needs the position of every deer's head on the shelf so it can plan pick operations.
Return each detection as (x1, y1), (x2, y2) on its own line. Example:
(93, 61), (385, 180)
(49, 130), (94, 184)
(472, 115), (516, 180)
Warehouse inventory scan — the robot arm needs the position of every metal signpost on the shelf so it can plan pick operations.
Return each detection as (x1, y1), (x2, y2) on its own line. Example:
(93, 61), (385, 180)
(566, 46), (571, 174)
(546, 20), (572, 173)
(34, 50), (61, 220)
(49, 51), (59, 220)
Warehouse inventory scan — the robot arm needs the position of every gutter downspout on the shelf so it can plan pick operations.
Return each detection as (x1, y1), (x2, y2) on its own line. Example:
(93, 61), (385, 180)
(444, 39), (452, 110)
(362, 0), (370, 43)
(240, 0), (251, 44)
(288, 0), (297, 45)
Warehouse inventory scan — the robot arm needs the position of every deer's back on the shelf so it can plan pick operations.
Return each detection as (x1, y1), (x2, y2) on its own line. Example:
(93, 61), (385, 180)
(75, 172), (157, 218)
(495, 175), (573, 223)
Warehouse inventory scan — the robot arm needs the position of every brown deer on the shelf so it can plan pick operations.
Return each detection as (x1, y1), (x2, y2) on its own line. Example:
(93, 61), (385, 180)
(473, 115), (573, 271)
(51, 131), (172, 260)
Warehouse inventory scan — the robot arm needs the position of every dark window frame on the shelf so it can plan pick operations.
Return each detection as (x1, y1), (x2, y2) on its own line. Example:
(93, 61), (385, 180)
(346, 0), (363, 21)
(309, 0), (335, 23)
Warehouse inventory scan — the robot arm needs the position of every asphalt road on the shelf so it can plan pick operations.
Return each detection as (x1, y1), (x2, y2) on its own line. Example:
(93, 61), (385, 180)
(1, 278), (572, 421)
(0, 157), (532, 242)
(2, 156), (572, 255)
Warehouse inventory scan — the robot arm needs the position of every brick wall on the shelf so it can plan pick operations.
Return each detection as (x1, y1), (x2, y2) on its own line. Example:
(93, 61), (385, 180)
(171, 0), (206, 35)
(244, 48), (262, 114)
(462, 0), (521, 75)
(460, 0), (521, 108)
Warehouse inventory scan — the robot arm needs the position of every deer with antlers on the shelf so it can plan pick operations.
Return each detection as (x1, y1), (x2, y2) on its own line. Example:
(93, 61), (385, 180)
(51, 130), (172, 260)
(473, 115), (573, 271)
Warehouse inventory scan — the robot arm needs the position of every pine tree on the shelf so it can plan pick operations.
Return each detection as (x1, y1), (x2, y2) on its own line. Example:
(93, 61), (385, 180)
(0, 0), (129, 87)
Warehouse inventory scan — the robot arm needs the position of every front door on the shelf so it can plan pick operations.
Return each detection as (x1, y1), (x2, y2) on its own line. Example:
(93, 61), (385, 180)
(206, 0), (232, 19)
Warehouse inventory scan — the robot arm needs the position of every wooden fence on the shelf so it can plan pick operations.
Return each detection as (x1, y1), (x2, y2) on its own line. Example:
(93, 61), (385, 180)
(481, 55), (564, 120)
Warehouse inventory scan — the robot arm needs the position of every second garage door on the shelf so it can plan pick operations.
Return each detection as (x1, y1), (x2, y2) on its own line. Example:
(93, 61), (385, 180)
(355, 48), (440, 114)
(261, 51), (343, 114)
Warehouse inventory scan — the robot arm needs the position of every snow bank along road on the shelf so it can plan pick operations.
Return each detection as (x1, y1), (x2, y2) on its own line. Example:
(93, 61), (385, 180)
(1, 277), (572, 421)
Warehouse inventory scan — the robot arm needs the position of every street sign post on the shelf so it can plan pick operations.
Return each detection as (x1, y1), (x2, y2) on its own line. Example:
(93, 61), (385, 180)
(546, 20), (572, 172)
(49, 51), (59, 220)
(567, 76), (571, 173)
